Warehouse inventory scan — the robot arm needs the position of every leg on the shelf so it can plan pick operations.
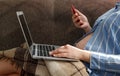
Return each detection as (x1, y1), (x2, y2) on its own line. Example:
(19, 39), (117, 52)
(0, 59), (21, 76)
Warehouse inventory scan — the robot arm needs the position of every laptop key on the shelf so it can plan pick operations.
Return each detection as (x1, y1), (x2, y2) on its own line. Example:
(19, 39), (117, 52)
(44, 46), (47, 56)
(52, 46), (55, 50)
(37, 45), (40, 56)
(32, 45), (36, 55)
(39, 45), (42, 50)
(45, 46), (50, 56)
(48, 46), (52, 51)
(48, 45), (55, 57)
(37, 49), (39, 56)
(36, 45), (56, 57)
(39, 45), (44, 56)
(42, 45), (45, 56)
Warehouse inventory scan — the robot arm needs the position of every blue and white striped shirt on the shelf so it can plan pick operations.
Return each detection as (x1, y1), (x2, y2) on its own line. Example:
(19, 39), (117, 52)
(84, 2), (120, 76)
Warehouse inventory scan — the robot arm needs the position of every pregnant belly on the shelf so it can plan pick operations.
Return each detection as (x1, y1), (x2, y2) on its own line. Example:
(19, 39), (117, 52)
(75, 33), (93, 49)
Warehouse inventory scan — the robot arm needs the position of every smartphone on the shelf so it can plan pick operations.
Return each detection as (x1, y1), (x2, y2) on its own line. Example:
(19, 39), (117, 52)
(71, 5), (80, 22)
(71, 5), (76, 14)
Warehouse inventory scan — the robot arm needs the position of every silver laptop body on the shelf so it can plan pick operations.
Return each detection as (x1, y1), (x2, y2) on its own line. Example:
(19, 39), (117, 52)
(16, 11), (78, 61)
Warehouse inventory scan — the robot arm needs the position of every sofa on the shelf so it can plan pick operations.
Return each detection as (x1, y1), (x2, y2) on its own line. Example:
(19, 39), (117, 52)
(0, 0), (115, 50)
(0, 0), (116, 76)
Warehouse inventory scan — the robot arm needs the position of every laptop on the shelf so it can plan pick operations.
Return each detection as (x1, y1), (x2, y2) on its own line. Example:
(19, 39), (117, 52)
(16, 11), (78, 61)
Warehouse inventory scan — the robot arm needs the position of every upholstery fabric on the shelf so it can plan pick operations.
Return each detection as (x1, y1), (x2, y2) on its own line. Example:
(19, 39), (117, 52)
(0, 0), (115, 50)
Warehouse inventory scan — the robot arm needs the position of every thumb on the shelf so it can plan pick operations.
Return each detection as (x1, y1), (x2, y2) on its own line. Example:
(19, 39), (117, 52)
(75, 9), (84, 16)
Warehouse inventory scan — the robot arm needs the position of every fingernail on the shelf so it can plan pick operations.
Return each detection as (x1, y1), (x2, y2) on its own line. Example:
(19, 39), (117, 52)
(75, 13), (77, 15)
(53, 54), (56, 57)
(49, 52), (52, 55)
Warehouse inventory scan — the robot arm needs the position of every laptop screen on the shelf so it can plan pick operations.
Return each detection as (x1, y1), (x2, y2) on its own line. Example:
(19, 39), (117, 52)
(17, 12), (33, 47)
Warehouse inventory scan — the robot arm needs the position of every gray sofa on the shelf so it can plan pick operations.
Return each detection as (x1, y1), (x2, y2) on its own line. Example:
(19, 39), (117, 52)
(0, 0), (115, 50)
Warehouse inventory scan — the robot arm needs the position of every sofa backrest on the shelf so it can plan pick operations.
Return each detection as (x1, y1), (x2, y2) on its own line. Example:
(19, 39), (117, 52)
(0, 0), (115, 50)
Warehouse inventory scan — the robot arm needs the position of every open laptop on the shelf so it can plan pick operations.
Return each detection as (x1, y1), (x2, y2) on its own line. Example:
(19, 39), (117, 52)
(16, 11), (78, 61)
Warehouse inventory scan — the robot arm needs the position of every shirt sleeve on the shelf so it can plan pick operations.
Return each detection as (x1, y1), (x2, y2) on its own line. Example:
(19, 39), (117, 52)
(89, 11), (120, 73)
(90, 52), (120, 73)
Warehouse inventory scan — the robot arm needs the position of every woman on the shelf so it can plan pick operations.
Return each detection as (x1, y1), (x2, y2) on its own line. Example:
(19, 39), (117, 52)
(50, 0), (120, 76)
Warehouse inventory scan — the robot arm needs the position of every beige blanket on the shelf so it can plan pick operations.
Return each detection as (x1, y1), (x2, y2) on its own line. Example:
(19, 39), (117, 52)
(0, 46), (88, 76)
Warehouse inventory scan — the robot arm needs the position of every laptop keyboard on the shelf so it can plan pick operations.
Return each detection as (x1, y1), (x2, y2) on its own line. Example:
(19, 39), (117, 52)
(33, 45), (55, 57)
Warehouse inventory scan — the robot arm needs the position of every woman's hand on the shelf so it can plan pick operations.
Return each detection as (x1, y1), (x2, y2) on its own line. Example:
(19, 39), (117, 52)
(49, 44), (91, 62)
(72, 9), (91, 33)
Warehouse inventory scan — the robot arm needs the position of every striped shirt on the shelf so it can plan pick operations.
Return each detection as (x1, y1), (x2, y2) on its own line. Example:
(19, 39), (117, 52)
(84, 2), (120, 76)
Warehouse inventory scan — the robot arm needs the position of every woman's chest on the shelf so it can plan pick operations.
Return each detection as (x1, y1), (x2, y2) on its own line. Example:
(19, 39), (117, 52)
(75, 33), (93, 49)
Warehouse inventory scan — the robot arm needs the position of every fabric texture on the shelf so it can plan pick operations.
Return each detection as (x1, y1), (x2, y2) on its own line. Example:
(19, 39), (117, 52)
(0, 0), (114, 50)
(0, 47), (89, 76)
(15, 47), (88, 76)
(84, 2), (120, 76)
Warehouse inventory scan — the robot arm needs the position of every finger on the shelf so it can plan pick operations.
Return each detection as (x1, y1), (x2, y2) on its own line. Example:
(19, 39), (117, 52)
(50, 46), (64, 54)
(73, 16), (80, 23)
(49, 48), (67, 55)
(75, 9), (84, 17)
(50, 44), (71, 55)
(75, 21), (81, 28)
(53, 53), (68, 58)
(49, 50), (58, 55)
(72, 13), (79, 20)
(78, 20), (84, 25)
(59, 45), (65, 49)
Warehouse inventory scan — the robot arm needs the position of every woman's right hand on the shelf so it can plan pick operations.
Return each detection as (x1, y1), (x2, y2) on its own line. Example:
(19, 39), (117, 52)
(72, 9), (91, 33)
